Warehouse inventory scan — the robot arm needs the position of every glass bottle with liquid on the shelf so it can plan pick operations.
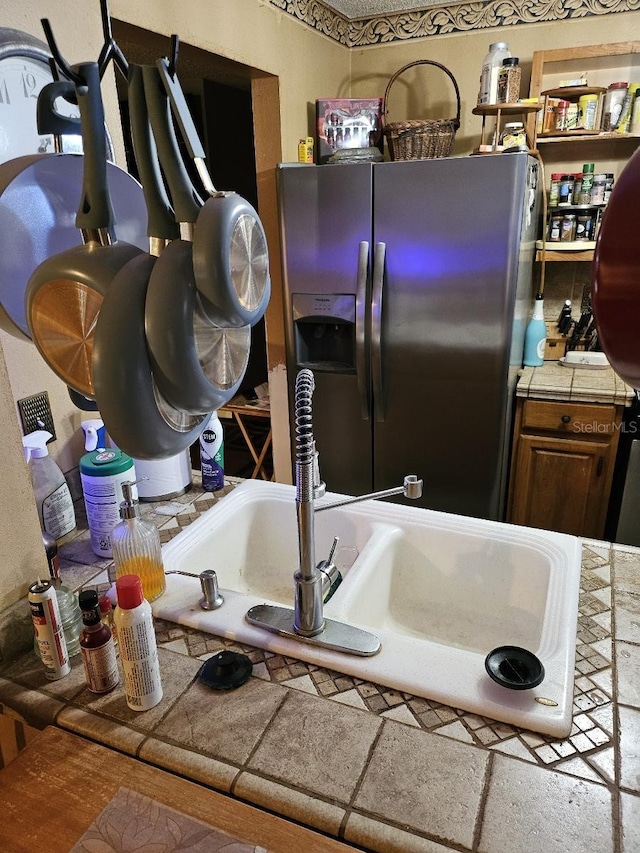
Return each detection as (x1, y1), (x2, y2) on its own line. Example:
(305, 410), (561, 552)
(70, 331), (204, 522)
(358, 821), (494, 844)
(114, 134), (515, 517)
(111, 481), (166, 602)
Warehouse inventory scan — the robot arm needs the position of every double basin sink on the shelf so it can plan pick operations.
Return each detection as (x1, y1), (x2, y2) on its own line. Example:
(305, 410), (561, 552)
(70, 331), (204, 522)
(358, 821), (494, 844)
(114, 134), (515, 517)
(153, 480), (582, 737)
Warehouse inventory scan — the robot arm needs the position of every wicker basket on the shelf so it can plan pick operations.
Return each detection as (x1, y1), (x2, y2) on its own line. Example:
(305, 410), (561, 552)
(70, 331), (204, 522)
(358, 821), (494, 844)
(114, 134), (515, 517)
(382, 60), (461, 161)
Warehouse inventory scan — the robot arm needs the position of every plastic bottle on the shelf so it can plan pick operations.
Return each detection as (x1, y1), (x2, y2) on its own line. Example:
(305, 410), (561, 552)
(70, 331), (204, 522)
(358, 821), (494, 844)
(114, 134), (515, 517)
(22, 430), (76, 541)
(523, 294), (547, 367)
(78, 589), (119, 694)
(111, 481), (166, 603)
(200, 412), (225, 492)
(114, 574), (163, 711)
(497, 57), (521, 104)
(80, 448), (136, 558)
(478, 42), (511, 105)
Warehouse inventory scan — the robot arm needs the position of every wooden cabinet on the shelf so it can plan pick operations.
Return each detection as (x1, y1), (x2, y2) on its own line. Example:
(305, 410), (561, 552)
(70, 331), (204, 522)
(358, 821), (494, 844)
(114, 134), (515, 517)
(529, 42), (640, 262)
(508, 398), (623, 538)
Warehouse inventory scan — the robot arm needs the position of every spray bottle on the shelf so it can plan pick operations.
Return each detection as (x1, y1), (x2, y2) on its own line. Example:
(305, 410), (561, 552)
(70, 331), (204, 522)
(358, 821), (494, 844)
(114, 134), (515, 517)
(22, 431), (76, 541)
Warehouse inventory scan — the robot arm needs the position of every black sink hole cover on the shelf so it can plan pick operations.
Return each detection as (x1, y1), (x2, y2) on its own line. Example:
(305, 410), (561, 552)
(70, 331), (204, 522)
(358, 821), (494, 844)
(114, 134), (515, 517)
(199, 650), (253, 690)
(484, 645), (545, 690)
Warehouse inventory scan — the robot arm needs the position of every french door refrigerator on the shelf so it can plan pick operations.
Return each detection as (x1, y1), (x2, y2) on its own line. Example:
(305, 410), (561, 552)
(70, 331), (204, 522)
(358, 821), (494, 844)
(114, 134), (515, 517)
(277, 153), (540, 520)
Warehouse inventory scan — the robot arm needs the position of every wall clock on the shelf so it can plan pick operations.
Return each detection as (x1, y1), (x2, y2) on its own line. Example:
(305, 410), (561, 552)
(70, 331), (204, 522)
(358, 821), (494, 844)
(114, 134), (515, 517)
(0, 26), (84, 164)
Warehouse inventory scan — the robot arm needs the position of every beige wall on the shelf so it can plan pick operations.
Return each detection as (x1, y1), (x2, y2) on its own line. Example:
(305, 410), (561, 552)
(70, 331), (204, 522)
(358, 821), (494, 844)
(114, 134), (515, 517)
(0, 0), (638, 621)
(349, 12), (640, 155)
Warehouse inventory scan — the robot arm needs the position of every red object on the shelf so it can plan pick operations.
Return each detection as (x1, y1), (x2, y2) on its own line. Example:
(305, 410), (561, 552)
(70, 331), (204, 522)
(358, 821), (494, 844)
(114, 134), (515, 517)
(115, 574), (144, 610)
(592, 145), (640, 390)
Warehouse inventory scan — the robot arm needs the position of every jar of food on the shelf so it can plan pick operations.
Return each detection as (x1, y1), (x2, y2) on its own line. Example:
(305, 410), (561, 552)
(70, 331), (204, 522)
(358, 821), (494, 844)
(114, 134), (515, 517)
(548, 214), (563, 242)
(549, 173), (563, 206)
(576, 212), (595, 241)
(497, 57), (521, 103)
(542, 98), (560, 133)
(602, 82), (628, 131)
(499, 121), (527, 151)
(577, 94), (599, 130)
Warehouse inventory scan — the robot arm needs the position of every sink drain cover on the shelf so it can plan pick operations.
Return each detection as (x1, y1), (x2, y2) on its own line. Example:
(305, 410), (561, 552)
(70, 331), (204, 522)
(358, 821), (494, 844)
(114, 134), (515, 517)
(484, 645), (545, 690)
(199, 650), (253, 690)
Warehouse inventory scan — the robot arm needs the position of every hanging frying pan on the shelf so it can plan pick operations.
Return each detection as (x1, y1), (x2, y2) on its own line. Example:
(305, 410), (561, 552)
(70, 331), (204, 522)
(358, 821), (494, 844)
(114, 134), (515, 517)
(0, 80), (147, 340)
(25, 60), (144, 397)
(143, 65), (250, 414)
(92, 64), (209, 459)
(156, 53), (270, 329)
(592, 147), (640, 390)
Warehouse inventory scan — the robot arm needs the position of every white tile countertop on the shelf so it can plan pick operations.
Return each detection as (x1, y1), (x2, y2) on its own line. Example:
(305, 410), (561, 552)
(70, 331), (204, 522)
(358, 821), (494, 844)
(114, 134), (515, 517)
(517, 363), (635, 405)
(0, 476), (639, 852)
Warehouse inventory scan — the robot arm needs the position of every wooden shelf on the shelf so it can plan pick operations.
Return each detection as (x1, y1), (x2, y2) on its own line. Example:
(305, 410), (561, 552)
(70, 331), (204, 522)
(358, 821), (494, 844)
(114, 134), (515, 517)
(472, 103), (542, 116)
(540, 85), (607, 99)
(536, 240), (595, 261)
(538, 132), (640, 143)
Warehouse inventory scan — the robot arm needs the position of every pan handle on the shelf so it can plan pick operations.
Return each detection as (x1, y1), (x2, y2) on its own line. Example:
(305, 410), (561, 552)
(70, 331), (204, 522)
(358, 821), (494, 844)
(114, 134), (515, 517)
(143, 65), (202, 226)
(156, 54), (219, 198)
(73, 61), (114, 232)
(36, 81), (81, 136)
(129, 66), (179, 242)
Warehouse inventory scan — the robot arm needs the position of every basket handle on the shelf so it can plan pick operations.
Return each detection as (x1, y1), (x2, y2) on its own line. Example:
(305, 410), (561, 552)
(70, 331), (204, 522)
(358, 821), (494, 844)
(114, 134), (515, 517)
(382, 59), (461, 128)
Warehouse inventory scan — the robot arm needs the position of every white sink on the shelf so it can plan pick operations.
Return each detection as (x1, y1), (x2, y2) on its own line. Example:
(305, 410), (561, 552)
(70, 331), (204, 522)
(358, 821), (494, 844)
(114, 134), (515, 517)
(154, 480), (582, 737)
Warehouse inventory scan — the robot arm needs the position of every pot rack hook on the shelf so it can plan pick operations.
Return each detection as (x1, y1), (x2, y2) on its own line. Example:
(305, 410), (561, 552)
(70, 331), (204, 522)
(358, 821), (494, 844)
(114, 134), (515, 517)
(40, 18), (84, 87)
(97, 0), (128, 80)
(168, 34), (180, 78)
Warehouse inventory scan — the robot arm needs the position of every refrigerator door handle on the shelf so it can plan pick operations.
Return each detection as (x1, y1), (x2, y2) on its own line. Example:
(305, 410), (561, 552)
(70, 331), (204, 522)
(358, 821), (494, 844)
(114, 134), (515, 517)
(356, 240), (370, 421)
(371, 241), (386, 423)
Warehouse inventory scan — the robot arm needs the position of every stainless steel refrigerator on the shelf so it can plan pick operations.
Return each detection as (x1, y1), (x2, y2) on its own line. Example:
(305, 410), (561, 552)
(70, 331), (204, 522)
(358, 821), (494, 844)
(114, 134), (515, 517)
(277, 153), (540, 520)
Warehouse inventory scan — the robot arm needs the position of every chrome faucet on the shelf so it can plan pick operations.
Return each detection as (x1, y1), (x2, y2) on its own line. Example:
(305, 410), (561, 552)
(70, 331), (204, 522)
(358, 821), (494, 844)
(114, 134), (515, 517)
(246, 368), (423, 657)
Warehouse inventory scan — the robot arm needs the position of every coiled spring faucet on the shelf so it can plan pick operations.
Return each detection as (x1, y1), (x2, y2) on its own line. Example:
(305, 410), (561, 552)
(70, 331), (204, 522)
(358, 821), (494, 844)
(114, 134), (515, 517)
(246, 368), (422, 656)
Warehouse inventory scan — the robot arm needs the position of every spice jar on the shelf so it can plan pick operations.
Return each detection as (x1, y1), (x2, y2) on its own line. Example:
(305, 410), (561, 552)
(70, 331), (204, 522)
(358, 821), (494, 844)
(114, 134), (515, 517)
(555, 100), (571, 132)
(548, 214), (563, 242)
(578, 94), (599, 130)
(497, 57), (521, 104)
(549, 173), (563, 206)
(560, 213), (577, 242)
(591, 173), (607, 205)
(558, 174), (575, 205)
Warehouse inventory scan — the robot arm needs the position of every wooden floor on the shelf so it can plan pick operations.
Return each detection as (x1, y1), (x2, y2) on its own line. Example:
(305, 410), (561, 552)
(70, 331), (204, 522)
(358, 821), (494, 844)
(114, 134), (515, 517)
(0, 727), (359, 853)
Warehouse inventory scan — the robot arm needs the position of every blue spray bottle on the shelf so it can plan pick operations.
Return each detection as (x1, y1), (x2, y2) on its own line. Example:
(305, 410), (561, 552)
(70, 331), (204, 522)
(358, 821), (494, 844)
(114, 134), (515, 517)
(523, 293), (547, 367)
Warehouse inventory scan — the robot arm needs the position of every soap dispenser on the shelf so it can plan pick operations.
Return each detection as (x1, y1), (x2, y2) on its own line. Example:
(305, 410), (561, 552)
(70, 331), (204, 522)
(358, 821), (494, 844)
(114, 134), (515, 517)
(523, 294), (547, 367)
(111, 481), (166, 602)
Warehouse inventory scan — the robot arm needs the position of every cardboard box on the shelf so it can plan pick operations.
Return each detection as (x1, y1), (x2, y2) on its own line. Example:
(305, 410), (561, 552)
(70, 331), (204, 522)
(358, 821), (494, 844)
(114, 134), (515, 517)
(315, 98), (384, 164)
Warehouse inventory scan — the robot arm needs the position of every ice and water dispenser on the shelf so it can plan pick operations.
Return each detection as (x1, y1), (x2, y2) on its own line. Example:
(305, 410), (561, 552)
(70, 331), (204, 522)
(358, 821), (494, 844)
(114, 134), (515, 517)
(291, 294), (356, 373)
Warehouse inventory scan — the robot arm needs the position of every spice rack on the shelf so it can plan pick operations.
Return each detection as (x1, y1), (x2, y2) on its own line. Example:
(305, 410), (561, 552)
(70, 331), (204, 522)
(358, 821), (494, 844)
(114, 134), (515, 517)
(472, 102), (541, 153)
(529, 42), (640, 262)
(538, 86), (606, 139)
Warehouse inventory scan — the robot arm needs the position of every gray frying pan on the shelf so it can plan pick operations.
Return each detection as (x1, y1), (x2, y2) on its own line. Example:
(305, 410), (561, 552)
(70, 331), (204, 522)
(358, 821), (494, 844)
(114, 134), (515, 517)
(0, 80), (147, 340)
(92, 64), (210, 459)
(25, 61), (143, 397)
(143, 66), (250, 414)
(157, 54), (270, 329)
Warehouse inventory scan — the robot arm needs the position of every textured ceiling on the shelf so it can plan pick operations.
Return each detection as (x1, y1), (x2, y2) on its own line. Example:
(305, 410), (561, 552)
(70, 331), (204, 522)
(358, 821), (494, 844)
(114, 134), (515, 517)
(319, 0), (437, 18)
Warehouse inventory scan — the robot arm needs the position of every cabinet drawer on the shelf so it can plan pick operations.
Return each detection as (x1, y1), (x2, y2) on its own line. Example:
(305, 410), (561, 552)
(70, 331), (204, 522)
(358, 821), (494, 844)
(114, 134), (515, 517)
(521, 400), (618, 435)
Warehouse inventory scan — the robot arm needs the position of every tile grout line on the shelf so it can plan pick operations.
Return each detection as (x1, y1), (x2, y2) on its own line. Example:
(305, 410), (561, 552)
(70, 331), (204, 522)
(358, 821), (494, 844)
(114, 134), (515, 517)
(471, 751), (494, 852)
(338, 715), (386, 839)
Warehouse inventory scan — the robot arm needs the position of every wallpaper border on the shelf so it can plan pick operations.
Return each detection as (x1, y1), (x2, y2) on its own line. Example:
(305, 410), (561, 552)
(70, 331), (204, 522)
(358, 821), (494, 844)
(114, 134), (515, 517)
(269, 0), (640, 46)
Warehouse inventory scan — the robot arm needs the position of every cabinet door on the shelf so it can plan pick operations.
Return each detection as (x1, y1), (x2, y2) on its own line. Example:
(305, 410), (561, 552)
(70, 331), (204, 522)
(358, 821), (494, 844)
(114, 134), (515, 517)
(511, 433), (612, 537)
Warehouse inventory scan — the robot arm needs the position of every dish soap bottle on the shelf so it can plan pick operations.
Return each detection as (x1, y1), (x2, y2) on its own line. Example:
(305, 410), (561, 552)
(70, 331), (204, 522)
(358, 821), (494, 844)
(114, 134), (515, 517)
(22, 430), (76, 542)
(111, 481), (166, 602)
(523, 294), (547, 367)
